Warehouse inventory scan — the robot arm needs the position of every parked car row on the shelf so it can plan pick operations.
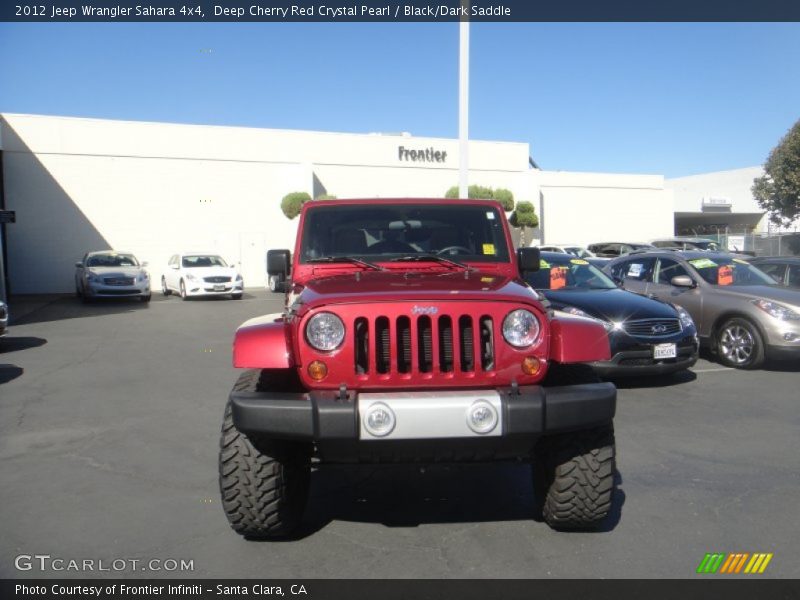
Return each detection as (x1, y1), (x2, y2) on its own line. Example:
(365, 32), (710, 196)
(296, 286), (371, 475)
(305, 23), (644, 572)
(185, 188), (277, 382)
(74, 250), (243, 303)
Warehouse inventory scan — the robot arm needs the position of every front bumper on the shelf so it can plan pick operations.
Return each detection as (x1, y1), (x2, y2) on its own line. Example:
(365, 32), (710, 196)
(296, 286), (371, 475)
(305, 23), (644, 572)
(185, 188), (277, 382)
(86, 283), (150, 297)
(231, 383), (616, 462)
(590, 335), (699, 377)
(185, 281), (242, 296)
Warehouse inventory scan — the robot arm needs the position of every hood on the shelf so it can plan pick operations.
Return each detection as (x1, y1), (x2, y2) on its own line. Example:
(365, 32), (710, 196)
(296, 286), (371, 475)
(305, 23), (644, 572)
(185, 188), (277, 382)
(542, 287), (677, 321)
(709, 284), (800, 308)
(87, 266), (144, 277)
(295, 270), (542, 308)
(184, 265), (238, 278)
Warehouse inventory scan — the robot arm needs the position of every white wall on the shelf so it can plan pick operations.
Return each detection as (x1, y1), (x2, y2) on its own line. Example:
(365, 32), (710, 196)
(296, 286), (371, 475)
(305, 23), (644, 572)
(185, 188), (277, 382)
(536, 171), (674, 247)
(1, 114), (533, 293)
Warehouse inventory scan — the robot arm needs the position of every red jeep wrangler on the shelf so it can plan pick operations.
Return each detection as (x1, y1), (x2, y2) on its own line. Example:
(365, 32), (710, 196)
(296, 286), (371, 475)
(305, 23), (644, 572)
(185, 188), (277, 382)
(219, 199), (617, 538)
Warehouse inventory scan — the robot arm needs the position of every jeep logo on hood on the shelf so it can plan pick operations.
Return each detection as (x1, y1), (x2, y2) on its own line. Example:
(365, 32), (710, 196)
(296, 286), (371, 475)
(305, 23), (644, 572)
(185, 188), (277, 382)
(412, 305), (439, 315)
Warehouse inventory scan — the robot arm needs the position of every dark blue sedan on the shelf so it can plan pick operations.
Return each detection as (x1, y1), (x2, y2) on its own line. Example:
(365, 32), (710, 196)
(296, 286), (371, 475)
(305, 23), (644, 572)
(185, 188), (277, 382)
(525, 252), (699, 377)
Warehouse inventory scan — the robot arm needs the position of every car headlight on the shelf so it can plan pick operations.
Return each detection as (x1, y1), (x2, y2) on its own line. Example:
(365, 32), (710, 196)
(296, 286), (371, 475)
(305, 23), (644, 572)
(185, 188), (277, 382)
(236, 273), (243, 281)
(137, 272), (149, 282)
(502, 309), (541, 348)
(560, 306), (615, 332)
(675, 306), (695, 330)
(86, 272), (99, 282)
(185, 273), (196, 281)
(753, 299), (800, 321)
(306, 312), (345, 351)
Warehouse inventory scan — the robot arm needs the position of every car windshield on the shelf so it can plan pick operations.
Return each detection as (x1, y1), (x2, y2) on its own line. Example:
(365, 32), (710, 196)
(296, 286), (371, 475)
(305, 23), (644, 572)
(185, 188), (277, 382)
(525, 256), (617, 290)
(182, 255), (227, 268)
(299, 203), (510, 263)
(86, 253), (139, 267)
(687, 257), (775, 287)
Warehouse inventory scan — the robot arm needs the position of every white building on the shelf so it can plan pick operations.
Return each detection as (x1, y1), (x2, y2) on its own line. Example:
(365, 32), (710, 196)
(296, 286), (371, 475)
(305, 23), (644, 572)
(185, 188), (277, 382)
(0, 113), (675, 294)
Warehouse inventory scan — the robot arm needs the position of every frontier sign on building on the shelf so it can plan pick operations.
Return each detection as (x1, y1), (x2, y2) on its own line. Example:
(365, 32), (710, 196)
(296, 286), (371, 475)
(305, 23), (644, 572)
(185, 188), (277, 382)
(398, 146), (448, 164)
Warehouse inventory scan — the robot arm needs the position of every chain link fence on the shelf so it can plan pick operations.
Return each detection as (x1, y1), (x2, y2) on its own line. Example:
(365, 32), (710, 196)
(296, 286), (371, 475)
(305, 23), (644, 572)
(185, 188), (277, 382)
(699, 232), (800, 257)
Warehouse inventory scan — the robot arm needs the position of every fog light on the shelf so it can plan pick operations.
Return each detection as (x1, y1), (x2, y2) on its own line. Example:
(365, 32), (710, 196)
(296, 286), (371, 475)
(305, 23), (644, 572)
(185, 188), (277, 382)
(363, 403), (395, 437)
(307, 360), (328, 381)
(466, 401), (498, 434)
(521, 356), (541, 376)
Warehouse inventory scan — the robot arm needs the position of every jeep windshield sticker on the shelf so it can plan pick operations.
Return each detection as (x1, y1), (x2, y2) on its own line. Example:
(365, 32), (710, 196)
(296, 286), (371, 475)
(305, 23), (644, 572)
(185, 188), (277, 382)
(570, 259), (589, 265)
(717, 265), (734, 286)
(540, 259), (550, 269)
(482, 243), (496, 255)
(689, 258), (718, 269)
(485, 211), (495, 220)
(550, 266), (568, 290)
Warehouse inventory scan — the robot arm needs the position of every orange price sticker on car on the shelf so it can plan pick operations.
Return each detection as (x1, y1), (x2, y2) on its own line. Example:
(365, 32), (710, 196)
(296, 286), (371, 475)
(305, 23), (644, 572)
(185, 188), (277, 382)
(550, 266), (568, 290)
(718, 265), (734, 286)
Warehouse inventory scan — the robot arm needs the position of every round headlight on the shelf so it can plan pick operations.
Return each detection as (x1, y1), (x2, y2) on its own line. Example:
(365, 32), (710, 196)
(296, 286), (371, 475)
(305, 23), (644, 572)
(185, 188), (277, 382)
(502, 309), (540, 348)
(306, 312), (345, 351)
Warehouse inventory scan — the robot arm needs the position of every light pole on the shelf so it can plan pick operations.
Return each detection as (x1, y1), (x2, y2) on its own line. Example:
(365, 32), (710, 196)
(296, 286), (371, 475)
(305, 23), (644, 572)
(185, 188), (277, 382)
(458, 18), (469, 198)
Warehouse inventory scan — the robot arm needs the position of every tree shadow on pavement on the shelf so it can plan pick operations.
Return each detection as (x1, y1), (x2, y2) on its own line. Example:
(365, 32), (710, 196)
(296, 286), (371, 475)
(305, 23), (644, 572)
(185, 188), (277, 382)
(0, 365), (23, 384)
(0, 336), (47, 354)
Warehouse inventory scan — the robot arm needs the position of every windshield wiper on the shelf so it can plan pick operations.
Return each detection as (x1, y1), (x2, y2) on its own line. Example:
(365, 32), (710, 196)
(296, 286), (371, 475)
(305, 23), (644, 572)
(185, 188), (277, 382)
(389, 254), (472, 270)
(307, 256), (385, 271)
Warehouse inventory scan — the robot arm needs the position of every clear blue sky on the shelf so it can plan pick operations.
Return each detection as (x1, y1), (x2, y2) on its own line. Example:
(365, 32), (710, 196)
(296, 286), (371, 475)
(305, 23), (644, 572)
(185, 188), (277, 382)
(1, 22), (799, 177)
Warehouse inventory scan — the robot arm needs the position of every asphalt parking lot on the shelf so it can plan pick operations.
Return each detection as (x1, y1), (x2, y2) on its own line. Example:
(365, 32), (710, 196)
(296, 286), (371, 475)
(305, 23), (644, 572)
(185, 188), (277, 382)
(1, 291), (798, 579)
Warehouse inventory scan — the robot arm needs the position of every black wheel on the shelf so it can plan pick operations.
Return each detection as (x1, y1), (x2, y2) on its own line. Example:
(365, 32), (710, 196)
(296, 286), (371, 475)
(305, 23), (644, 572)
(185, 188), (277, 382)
(532, 424), (616, 530)
(715, 317), (764, 369)
(179, 280), (188, 301)
(161, 277), (171, 296)
(75, 282), (82, 299)
(219, 370), (311, 540)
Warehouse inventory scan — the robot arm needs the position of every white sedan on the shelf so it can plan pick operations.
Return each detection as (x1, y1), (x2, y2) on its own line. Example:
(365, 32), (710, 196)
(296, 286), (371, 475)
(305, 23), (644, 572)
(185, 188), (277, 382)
(162, 253), (243, 300)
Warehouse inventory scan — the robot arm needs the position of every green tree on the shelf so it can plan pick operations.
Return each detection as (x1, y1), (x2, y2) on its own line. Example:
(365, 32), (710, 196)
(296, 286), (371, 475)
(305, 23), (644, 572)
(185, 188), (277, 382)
(509, 201), (539, 247)
(493, 188), (515, 212)
(280, 191), (311, 219)
(752, 119), (800, 227)
(444, 184), (495, 200)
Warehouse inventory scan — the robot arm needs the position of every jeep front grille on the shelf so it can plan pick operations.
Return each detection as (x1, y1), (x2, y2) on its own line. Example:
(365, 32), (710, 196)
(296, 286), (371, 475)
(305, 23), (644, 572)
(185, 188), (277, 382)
(354, 314), (495, 376)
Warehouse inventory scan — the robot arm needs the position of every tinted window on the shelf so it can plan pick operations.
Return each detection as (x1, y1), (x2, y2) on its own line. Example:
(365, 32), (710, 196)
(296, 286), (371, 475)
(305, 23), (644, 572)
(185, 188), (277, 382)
(756, 262), (786, 284)
(182, 255), (227, 268)
(525, 256), (616, 290)
(787, 265), (800, 287)
(300, 204), (510, 263)
(657, 258), (691, 285)
(86, 253), (139, 267)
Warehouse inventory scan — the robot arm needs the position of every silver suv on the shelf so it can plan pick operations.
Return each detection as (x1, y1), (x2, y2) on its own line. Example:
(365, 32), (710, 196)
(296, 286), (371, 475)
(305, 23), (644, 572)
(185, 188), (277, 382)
(604, 251), (800, 369)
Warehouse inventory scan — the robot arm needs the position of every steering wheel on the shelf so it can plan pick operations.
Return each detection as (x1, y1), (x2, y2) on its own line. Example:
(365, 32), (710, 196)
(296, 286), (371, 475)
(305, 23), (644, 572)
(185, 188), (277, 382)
(436, 246), (473, 256)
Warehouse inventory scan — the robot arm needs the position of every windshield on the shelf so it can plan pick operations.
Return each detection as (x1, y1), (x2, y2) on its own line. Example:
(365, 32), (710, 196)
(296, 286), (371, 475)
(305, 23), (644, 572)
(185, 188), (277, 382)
(86, 253), (139, 267)
(688, 257), (775, 287)
(525, 256), (617, 290)
(182, 255), (227, 268)
(299, 204), (510, 263)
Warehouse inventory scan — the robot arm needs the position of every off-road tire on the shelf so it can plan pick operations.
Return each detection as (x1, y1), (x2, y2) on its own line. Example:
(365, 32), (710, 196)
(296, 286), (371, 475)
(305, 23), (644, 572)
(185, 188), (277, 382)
(219, 370), (311, 540)
(532, 424), (616, 530)
(714, 317), (765, 370)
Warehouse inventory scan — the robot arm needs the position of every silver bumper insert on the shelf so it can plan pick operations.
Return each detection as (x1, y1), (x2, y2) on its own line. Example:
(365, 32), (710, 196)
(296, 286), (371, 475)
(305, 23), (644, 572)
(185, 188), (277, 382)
(358, 390), (503, 441)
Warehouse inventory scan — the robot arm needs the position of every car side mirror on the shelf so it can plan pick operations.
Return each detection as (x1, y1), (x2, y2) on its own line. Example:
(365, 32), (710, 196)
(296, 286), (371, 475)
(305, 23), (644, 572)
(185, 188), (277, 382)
(141, 261), (149, 268)
(267, 249), (291, 278)
(517, 247), (540, 275)
(671, 275), (695, 288)
(75, 262), (83, 268)
(170, 264), (179, 270)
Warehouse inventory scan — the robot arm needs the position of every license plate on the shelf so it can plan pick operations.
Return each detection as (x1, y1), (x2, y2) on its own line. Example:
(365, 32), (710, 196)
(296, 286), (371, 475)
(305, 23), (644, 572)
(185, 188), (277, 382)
(653, 343), (677, 359)
(213, 284), (225, 291)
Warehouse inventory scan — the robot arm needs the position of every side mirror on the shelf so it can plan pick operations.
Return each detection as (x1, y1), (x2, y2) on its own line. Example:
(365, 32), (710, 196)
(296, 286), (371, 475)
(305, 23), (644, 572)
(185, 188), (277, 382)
(517, 247), (540, 275)
(75, 262), (83, 268)
(671, 275), (695, 288)
(141, 261), (149, 268)
(171, 264), (180, 270)
(267, 249), (291, 278)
